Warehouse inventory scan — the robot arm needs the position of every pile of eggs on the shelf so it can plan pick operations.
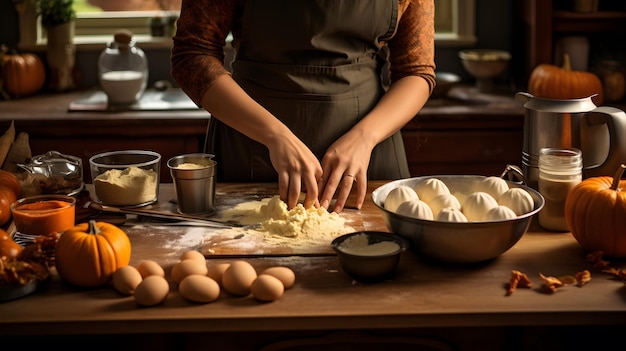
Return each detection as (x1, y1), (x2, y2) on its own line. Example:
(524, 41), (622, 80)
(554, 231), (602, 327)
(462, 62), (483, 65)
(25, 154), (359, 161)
(384, 176), (534, 222)
(111, 250), (296, 306)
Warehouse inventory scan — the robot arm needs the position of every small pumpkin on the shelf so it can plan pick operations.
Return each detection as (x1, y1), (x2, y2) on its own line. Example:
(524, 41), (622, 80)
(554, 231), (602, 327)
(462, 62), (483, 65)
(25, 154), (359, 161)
(528, 54), (604, 105)
(55, 220), (132, 287)
(0, 185), (18, 226)
(0, 169), (21, 198)
(1, 50), (46, 98)
(565, 164), (626, 258)
(0, 228), (22, 259)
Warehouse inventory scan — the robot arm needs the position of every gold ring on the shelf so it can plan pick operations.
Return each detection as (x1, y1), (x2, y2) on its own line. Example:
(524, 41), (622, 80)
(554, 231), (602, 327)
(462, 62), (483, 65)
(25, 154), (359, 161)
(344, 174), (356, 183)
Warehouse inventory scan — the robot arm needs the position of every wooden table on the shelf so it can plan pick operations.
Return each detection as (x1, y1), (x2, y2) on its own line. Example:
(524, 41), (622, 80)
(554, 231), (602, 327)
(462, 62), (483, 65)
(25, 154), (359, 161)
(1, 182), (625, 351)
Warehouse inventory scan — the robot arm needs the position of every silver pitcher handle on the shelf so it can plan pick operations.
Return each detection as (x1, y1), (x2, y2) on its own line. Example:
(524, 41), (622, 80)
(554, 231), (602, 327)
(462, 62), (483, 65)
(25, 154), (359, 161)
(584, 106), (626, 178)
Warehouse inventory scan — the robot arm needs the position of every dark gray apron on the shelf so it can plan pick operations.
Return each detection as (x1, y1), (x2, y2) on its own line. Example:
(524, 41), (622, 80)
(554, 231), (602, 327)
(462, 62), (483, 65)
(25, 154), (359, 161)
(206, 0), (410, 182)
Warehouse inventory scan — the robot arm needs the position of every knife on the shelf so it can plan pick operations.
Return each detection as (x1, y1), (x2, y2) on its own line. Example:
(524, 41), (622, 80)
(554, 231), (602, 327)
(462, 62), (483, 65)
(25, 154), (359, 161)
(84, 201), (242, 228)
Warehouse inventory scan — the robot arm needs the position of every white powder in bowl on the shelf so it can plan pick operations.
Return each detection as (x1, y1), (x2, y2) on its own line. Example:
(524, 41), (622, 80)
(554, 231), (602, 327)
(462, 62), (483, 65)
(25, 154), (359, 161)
(338, 233), (400, 256)
(93, 166), (157, 206)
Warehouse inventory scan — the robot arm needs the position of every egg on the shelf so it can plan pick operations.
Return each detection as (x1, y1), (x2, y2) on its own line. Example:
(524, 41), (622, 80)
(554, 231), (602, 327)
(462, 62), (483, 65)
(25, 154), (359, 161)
(207, 262), (231, 285)
(384, 185), (419, 212)
(222, 260), (257, 296)
(473, 176), (509, 200)
(482, 205), (518, 221)
(395, 198), (433, 220)
(179, 250), (206, 263)
(436, 207), (468, 222)
(112, 265), (143, 295)
(414, 178), (450, 203)
(499, 187), (534, 216)
(428, 193), (461, 217)
(250, 274), (285, 302)
(136, 260), (165, 278)
(462, 191), (498, 222)
(171, 259), (208, 283)
(261, 266), (296, 289)
(179, 274), (220, 303)
(134, 275), (170, 306)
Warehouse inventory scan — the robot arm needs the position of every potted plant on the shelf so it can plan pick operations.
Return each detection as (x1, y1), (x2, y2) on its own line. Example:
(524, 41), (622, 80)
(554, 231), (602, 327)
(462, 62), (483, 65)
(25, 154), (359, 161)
(37, 0), (76, 91)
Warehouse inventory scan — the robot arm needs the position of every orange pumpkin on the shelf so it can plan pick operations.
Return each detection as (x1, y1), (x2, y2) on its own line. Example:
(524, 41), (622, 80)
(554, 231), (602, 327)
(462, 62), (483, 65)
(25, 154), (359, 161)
(1, 52), (46, 98)
(565, 164), (626, 258)
(0, 185), (18, 227)
(55, 220), (132, 287)
(0, 170), (21, 199)
(528, 54), (604, 105)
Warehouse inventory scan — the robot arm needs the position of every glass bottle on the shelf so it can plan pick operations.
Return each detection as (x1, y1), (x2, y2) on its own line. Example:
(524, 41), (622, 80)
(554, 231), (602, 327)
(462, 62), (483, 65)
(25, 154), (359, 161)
(538, 147), (582, 232)
(98, 29), (148, 105)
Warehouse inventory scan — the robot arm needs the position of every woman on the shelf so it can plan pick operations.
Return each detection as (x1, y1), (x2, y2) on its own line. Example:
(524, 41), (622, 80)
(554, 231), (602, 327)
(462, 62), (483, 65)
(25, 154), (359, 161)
(171, 0), (435, 213)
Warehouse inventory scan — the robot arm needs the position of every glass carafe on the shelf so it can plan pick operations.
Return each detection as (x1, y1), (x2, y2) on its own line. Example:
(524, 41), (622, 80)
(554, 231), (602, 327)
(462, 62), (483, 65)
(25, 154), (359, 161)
(98, 29), (148, 105)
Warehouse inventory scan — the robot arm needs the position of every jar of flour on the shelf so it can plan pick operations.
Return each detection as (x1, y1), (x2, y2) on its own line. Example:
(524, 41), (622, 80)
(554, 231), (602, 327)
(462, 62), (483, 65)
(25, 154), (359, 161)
(98, 29), (148, 106)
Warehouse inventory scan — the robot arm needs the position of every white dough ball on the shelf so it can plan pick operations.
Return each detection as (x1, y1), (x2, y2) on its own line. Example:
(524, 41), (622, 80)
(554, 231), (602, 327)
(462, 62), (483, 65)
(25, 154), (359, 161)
(396, 199), (434, 220)
(436, 207), (468, 222)
(384, 185), (419, 212)
(414, 178), (450, 204)
(473, 176), (510, 201)
(462, 191), (498, 222)
(498, 188), (534, 216)
(482, 205), (518, 221)
(428, 193), (461, 218)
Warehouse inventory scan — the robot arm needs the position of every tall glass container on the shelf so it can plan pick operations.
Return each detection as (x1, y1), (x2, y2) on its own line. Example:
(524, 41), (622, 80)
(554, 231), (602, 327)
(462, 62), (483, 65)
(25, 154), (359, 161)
(98, 29), (148, 105)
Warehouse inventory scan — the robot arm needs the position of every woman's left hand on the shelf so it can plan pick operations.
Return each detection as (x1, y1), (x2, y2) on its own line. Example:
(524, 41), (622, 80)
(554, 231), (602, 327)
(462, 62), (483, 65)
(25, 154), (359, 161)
(318, 131), (372, 213)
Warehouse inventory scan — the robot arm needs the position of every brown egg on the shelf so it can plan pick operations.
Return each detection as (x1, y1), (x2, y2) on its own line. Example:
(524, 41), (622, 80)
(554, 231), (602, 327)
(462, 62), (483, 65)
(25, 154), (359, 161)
(136, 260), (165, 278)
(222, 260), (257, 296)
(260, 266), (296, 289)
(112, 265), (143, 295)
(171, 259), (208, 283)
(179, 250), (206, 263)
(134, 275), (170, 306)
(206, 262), (231, 285)
(179, 274), (220, 303)
(250, 274), (284, 302)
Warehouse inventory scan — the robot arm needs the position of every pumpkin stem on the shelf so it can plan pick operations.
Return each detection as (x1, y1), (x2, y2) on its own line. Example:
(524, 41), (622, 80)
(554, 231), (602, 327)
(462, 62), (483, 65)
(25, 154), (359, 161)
(611, 164), (626, 191)
(562, 53), (572, 72)
(87, 220), (101, 235)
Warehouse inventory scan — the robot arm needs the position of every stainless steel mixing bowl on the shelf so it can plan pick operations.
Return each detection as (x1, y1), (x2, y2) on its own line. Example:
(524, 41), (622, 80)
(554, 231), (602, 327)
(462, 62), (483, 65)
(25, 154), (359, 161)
(371, 175), (544, 264)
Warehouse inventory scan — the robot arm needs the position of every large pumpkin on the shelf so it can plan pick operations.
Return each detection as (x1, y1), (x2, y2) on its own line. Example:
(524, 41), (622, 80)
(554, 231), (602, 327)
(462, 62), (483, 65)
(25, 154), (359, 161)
(1, 52), (46, 98)
(55, 220), (132, 287)
(528, 54), (604, 106)
(565, 164), (626, 258)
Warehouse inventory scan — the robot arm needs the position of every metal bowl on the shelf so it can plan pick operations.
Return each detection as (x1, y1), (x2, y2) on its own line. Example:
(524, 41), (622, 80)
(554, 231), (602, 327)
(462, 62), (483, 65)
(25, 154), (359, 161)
(371, 175), (544, 264)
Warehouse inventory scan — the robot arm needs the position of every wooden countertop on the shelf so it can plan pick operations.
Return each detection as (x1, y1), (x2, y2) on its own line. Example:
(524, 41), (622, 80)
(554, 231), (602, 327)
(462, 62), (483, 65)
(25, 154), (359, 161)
(1, 181), (625, 338)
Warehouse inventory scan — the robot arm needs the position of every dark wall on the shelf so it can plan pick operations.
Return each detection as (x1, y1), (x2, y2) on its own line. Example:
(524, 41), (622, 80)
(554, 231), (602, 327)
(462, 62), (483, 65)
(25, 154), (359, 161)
(1, 0), (515, 89)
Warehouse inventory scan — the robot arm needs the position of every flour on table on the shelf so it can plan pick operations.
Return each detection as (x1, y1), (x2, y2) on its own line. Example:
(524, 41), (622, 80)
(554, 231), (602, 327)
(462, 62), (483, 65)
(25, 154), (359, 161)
(217, 195), (355, 247)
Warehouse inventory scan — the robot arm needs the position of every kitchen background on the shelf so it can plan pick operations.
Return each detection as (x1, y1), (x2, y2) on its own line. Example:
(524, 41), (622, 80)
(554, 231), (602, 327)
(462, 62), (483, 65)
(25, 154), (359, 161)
(0, 0), (516, 91)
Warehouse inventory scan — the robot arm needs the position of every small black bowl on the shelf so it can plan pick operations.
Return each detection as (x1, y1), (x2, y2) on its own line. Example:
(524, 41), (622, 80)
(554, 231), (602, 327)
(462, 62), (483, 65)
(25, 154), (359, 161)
(331, 231), (408, 283)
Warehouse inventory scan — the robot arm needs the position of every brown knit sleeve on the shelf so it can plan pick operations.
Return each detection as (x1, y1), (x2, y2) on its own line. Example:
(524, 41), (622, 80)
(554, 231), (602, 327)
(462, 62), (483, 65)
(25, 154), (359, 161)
(388, 0), (436, 93)
(171, 0), (243, 105)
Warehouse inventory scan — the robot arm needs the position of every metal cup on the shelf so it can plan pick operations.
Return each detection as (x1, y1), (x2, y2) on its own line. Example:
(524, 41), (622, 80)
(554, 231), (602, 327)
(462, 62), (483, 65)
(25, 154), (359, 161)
(167, 153), (217, 215)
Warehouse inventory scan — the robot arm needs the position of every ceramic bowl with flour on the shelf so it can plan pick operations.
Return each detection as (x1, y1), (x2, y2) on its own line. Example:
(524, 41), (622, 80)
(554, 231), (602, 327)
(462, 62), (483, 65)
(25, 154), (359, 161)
(89, 150), (161, 207)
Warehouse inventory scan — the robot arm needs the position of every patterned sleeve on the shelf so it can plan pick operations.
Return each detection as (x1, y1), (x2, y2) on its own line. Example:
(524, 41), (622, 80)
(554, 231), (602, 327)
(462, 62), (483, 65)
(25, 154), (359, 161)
(171, 0), (242, 105)
(388, 0), (436, 93)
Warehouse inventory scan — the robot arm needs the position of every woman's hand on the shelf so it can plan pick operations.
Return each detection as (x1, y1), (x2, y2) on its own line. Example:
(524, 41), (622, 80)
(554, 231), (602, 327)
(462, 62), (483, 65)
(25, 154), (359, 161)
(266, 133), (323, 210)
(318, 131), (372, 213)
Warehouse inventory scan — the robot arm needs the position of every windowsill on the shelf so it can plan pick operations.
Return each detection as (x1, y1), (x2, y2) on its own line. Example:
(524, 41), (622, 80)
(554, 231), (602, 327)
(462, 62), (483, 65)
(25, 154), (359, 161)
(20, 32), (473, 53)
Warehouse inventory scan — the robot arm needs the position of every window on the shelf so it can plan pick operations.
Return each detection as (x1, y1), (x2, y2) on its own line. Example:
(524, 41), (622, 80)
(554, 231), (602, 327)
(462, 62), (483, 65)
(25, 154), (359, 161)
(20, 0), (475, 49)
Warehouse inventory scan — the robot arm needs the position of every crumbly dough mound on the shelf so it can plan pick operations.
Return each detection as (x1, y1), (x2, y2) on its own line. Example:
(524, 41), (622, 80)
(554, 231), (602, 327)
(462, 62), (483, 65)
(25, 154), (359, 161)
(93, 166), (157, 206)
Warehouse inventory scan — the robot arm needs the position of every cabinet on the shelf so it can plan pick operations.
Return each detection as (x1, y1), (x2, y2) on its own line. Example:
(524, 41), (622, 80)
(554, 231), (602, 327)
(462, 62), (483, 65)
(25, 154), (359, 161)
(516, 0), (626, 99)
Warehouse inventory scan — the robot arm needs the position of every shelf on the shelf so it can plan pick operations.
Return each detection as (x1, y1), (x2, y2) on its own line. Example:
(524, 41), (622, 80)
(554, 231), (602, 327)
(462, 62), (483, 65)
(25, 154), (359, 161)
(553, 10), (626, 32)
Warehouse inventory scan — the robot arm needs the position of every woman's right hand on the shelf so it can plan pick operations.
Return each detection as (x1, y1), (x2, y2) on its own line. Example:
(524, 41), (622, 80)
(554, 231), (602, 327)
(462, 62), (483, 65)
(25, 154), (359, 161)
(266, 132), (323, 210)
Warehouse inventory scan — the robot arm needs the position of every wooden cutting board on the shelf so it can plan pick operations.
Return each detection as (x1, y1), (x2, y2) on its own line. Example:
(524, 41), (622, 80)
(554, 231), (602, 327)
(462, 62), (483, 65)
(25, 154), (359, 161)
(93, 183), (384, 260)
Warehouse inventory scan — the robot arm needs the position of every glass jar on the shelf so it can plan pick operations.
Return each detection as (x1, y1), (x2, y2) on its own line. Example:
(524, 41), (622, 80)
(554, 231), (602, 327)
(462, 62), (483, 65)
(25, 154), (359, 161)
(538, 147), (582, 232)
(98, 29), (148, 105)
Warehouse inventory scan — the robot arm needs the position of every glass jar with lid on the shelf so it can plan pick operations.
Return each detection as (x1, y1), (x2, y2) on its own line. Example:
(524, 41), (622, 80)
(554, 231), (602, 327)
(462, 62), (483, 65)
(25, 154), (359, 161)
(98, 29), (148, 105)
